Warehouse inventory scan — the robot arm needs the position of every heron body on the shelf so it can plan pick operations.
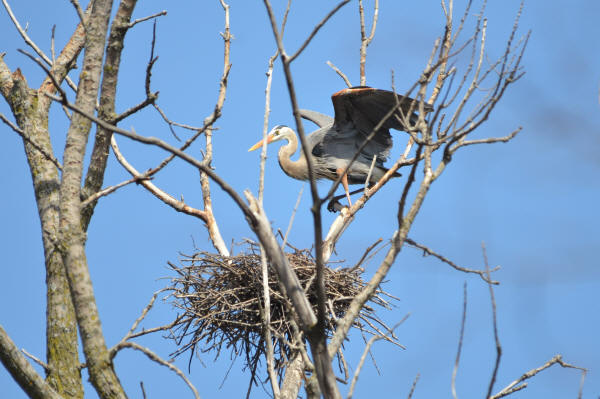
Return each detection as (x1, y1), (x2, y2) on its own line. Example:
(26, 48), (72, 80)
(249, 86), (433, 210)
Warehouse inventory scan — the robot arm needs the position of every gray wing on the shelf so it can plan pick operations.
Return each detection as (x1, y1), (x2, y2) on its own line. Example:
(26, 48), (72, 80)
(315, 86), (434, 165)
(314, 124), (391, 167)
(300, 109), (334, 128)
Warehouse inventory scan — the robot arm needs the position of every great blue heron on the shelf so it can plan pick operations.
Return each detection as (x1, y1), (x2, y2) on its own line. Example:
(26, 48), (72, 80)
(249, 86), (432, 211)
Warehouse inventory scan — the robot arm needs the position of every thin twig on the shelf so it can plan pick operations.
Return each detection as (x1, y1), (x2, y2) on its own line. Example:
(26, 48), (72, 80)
(282, 185), (304, 250)
(0, 112), (62, 171)
(257, 17), (284, 399)
(198, 0), (232, 257)
(17, 49), (68, 101)
(405, 237), (499, 284)
(2, 0), (79, 92)
(259, 50), (279, 204)
(358, 0), (379, 85)
(128, 10), (167, 28)
(490, 355), (587, 399)
(109, 136), (208, 221)
(50, 25), (56, 64)
(2, 0), (50, 65)
(45, 91), (254, 223)
(21, 349), (49, 372)
(348, 317), (407, 399)
(407, 373), (420, 399)
(260, 249), (280, 399)
(347, 334), (379, 399)
(114, 342), (200, 399)
(80, 174), (151, 208)
(288, 0), (351, 63)
(349, 238), (383, 272)
(327, 61), (352, 88)
(69, 0), (86, 27)
(127, 290), (165, 338)
(451, 282), (467, 399)
(364, 154), (377, 193)
(483, 242), (502, 399)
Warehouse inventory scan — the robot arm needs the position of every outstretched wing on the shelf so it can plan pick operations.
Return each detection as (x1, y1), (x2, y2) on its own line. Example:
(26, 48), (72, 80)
(331, 86), (433, 134)
(299, 109), (334, 128)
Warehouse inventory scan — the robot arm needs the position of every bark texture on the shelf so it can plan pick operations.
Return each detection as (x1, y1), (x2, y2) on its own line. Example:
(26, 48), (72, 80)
(57, 0), (127, 398)
(1, 46), (85, 399)
(82, 0), (138, 230)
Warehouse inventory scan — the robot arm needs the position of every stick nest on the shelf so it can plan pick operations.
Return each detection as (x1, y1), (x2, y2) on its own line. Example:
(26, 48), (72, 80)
(166, 242), (396, 376)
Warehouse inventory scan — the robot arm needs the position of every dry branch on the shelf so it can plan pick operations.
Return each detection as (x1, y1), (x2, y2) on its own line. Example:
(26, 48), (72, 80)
(490, 354), (587, 399)
(358, 0), (378, 86)
(326, 61), (351, 88)
(451, 282), (467, 399)
(110, 135), (208, 221)
(405, 237), (499, 284)
(0, 112), (62, 170)
(0, 326), (63, 399)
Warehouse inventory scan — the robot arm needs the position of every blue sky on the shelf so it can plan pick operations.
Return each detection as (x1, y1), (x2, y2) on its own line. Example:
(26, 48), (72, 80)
(1, 1), (599, 398)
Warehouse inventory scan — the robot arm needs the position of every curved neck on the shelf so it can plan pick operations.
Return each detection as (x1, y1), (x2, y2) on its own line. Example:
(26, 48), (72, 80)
(278, 131), (308, 181)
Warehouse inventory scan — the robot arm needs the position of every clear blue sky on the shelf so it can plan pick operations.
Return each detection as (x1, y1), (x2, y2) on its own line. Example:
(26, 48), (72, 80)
(1, 1), (598, 398)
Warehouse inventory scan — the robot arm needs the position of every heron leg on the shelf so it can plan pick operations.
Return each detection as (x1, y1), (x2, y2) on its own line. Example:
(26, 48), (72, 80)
(327, 185), (373, 212)
(336, 168), (352, 208)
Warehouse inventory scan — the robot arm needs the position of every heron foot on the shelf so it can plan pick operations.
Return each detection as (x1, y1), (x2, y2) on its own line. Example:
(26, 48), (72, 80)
(327, 199), (345, 213)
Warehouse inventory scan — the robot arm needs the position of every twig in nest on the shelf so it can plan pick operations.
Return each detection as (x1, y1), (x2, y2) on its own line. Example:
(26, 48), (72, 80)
(165, 242), (398, 382)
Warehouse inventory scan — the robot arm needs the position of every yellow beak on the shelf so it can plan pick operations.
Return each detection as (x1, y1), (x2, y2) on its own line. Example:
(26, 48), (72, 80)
(248, 135), (274, 152)
(248, 139), (264, 152)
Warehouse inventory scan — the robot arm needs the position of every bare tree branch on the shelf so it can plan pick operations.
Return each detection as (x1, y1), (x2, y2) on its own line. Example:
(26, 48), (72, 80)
(0, 112), (62, 170)
(2, 18), (89, 397)
(2, 0), (53, 68)
(280, 354), (304, 399)
(349, 238), (383, 272)
(46, 91), (255, 214)
(56, 1), (128, 397)
(490, 355), (587, 399)
(282, 186), (304, 250)
(245, 191), (317, 329)
(407, 373), (420, 399)
(347, 316), (406, 399)
(2, 0), (84, 95)
(451, 282), (467, 399)
(197, 0), (233, 257)
(113, 342), (200, 399)
(322, 136), (414, 262)
(260, 250), (280, 399)
(288, 0), (351, 63)
(0, 325), (63, 399)
(326, 61), (352, 88)
(358, 0), (378, 85)
(81, 0), (142, 230)
(110, 135), (209, 221)
(68, 0), (86, 27)
(128, 10), (167, 28)
(483, 243), (502, 399)
(405, 237), (499, 284)
(262, 2), (353, 396)
(21, 349), (50, 373)
(79, 173), (150, 208)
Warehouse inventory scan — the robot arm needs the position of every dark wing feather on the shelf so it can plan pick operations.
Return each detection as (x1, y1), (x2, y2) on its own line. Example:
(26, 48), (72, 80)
(331, 86), (433, 133)
(311, 87), (433, 174)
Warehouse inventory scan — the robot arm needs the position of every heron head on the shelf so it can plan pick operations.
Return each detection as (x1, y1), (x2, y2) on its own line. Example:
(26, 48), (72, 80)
(248, 125), (293, 151)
